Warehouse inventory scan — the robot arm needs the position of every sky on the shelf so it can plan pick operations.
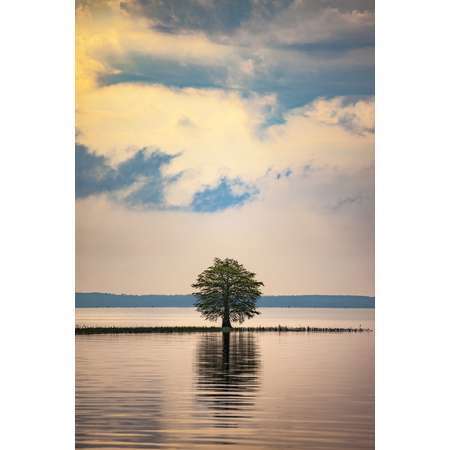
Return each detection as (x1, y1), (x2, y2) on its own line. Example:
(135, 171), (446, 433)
(75, 0), (374, 296)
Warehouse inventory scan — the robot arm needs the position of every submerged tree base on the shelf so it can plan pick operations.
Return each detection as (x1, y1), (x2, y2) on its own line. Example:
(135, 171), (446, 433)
(75, 325), (372, 335)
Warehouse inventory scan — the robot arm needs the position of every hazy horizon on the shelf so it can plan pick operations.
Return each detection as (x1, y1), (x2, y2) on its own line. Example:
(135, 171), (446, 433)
(75, 291), (375, 297)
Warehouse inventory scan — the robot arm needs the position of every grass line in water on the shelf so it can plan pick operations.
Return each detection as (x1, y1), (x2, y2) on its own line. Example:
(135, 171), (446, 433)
(75, 325), (373, 335)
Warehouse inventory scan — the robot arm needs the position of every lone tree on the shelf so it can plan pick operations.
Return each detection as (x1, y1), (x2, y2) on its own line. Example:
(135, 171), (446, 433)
(192, 258), (264, 328)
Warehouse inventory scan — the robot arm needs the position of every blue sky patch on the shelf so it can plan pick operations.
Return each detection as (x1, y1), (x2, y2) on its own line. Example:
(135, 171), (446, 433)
(99, 50), (374, 112)
(191, 178), (259, 213)
(76, 144), (175, 207)
(76, 146), (258, 213)
(99, 54), (227, 91)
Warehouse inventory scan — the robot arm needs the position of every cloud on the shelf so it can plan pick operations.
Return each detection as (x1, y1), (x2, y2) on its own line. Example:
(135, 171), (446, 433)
(76, 0), (233, 96)
(97, 47), (374, 110)
(234, 1), (374, 49)
(123, 0), (254, 34)
(76, 0), (374, 108)
(76, 144), (262, 212)
(299, 96), (375, 134)
(124, 0), (374, 48)
(331, 195), (363, 211)
(76, 83), (373, 207)
(256, 163), (374, 221)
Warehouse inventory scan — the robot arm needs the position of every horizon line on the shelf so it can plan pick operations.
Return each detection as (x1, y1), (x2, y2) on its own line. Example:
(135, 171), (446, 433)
(76, 292), (375, 298)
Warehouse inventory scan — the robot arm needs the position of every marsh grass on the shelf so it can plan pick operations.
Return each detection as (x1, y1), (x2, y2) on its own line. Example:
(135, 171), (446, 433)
(75, 325), (372, 335)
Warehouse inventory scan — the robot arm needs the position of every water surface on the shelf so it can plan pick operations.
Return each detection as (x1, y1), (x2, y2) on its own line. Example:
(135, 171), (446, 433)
(76, 307), (374, 329)
(76, 310), (374, 449)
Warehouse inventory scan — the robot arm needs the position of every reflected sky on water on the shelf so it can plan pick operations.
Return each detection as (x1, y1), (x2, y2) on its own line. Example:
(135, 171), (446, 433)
(76, 307), (374, 329)
(76, 327), (374, 449)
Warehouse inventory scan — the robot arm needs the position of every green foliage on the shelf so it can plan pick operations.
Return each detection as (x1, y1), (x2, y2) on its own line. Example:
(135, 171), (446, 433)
(192, 258), (264, 326)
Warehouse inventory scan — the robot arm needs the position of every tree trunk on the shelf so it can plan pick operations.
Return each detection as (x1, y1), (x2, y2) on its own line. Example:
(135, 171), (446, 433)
(222, 291), (232, 328)
(222, 314), (232, 328)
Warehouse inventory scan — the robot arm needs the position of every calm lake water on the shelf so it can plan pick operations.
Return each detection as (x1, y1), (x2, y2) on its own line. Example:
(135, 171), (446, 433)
(76, 307), (374, 329)
(76, 308), (374, 449)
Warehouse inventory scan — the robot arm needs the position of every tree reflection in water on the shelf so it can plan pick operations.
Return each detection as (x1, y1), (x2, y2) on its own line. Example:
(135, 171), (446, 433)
(195, 332), (261, 429)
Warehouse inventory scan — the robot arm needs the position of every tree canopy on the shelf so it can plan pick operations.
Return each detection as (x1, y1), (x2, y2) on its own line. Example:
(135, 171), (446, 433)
(192, 258), (264, 328)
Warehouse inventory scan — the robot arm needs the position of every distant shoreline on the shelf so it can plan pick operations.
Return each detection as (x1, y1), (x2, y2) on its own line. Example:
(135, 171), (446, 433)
(76, 325), (373, 335)
(76, 293), (375, 309)
(75, 305), (375, 309)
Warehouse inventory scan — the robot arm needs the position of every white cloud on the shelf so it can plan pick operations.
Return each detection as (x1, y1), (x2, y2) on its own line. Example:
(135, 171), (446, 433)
(76, 81), (374, 207)
(76, 1), (234, 95)
(299, 96), (375, 134)
(76, 0), (374, 97)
